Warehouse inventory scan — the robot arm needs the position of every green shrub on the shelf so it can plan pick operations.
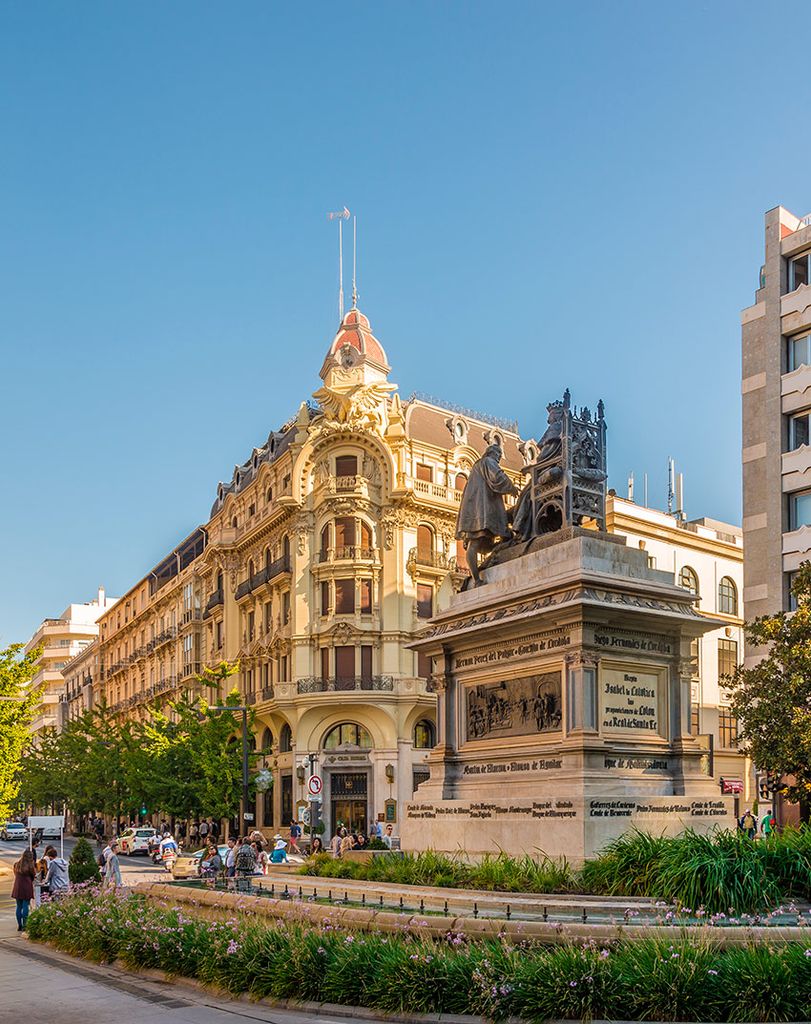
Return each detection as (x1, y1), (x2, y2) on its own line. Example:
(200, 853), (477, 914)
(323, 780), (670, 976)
(26, 890), (811, 1022)
(67, 837), (100, 885)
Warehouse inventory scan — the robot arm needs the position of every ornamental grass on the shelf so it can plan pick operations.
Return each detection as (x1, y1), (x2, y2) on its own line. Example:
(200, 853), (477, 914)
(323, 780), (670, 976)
(302, 827), (811, 914)
(27, 888), (811, 1022)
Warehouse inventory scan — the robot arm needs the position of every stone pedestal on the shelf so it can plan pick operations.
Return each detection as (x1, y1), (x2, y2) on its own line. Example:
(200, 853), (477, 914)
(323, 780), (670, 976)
(402, 528), (736, 863)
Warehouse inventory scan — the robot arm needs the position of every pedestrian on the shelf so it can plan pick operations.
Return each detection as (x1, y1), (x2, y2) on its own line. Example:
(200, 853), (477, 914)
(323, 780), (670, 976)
(93, 818), (105, 847)
(339, 831), (355, 855)
(198, 819), (209, 844)
(288, 819), (301, 854)
(234, 836), (257, 886)
(202, 842), (222, 882)
(224, 837), (237, 879)
(12, 849), (37, 931)
(189, 821), (199, 846)
(761, 807), (776, 836)
(382, 823), (395, 849)
(270, 837), (289, 865)
(372, 819), (383, 840)
(310, 837), (324, 856)
(103, 840), (122, 888)
(177, 820), (187, 842)
(355, 832), (367, 850)
(209, 818), (219, 841)
(252, 840), (268, 875)
(43, 846), (70, 899)
(740, 808), (757, 839)
(330, 829), (342, 857)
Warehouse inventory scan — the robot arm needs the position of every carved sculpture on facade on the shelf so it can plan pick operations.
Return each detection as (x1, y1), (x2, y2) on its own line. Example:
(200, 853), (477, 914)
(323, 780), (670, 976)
(312, 375), (396, 434)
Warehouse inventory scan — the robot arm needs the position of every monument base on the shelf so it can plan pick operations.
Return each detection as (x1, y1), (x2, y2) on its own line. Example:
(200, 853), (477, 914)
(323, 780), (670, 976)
(403, 529), (738, 864)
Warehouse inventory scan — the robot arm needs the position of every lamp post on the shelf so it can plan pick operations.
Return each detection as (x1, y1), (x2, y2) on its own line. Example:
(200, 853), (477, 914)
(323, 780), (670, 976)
(207, 705), (250, 838)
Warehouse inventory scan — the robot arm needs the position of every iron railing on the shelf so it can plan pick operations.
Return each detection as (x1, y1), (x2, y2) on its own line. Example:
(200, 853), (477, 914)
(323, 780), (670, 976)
(297, 675), (395, 694)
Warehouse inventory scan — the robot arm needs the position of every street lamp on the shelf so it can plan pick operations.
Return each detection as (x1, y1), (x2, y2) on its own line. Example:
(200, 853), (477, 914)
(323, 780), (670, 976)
(207, 705), (250, 838)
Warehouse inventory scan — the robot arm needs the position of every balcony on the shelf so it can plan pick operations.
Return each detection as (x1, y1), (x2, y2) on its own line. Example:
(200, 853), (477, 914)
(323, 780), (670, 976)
(181, 608), (204, 626)
(180, 661), (202, 681)
(203, 587), (224, 618)
(297, 675), (395, 694)
(317, 546), (377, 563)
(412, 478), (465, 504)
(151, 626), (177, 650)
(260, 686), (274, 701)
(235, 556), (291, 602)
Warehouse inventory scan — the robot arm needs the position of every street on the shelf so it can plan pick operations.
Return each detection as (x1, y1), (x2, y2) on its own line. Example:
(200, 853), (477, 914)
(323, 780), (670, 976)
(0, 837), (391, 1024)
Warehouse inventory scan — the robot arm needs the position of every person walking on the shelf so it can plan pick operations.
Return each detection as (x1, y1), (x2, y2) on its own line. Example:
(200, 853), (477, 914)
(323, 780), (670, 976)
(740, 808), (757, 839)
(43, 846), (69, 899)
(189, 821), (199, 847)
(198, 819), (209, 844)
(12, 849), (37, 931)
(330, 830), (342, 857)
(209, 818), (219, 841)
(288, 819), (301, 854)
(103, 840), (122, 889)
(761, 807), (776, 836)
(234, 837), (256, 880)
(224, 837), (237, 879)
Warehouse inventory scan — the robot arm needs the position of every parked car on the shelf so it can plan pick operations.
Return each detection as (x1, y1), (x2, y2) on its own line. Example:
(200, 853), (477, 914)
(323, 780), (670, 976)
(118, 827), (158, 855)
(0, 822), (28, 841)
(171, 844), (228, 880)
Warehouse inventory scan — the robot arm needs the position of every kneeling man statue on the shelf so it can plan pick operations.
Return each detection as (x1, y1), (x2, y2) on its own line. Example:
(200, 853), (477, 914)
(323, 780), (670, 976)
(455, 444), (519, 586)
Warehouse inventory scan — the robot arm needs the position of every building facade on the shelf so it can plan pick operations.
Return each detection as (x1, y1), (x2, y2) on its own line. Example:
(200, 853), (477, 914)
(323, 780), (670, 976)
(24, 587), (117, 738)
(605, 495), (752, 803)
(741, 205), (811, 628)
(94, 308), (527, 836)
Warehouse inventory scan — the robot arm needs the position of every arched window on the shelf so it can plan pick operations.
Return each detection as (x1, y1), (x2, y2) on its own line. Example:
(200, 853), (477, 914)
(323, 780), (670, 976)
(279, 723), (293, 752)
(360, 520), (372, 552)
(417, 525), (434, 562)
(231, 516), (238, 529)
(248, 559), (255, 578)
(264, 547), (272, 571)
(216, 570), (223, 591)
(455, 473), (468, 491)
(679, 566), (699, 596)
(260, 727), (273, 752)
(335, 516), (356, 554)
(718, 577), (738, 616)
(282, 535), (291, 562)
(414, 719), (436, 749)
(322, 722), (372, 750)
(320, 525), (330, 559)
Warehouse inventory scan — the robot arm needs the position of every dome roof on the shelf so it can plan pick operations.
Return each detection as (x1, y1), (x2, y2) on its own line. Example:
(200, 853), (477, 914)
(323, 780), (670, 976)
(326, 307), (389, 369)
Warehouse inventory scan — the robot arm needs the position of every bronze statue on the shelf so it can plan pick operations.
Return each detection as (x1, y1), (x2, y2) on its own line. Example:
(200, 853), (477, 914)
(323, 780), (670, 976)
(455, 444), (518, 585)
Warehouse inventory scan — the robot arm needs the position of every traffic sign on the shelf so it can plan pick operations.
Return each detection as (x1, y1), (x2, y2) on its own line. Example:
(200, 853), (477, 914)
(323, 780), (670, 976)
(307, 774), (323, 797)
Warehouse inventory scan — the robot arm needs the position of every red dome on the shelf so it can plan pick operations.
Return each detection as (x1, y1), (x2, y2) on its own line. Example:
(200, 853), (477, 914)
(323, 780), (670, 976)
(326, 307), (388, 368)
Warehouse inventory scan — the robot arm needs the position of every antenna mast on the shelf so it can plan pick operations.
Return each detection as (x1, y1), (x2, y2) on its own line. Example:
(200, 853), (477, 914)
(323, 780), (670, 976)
(352, 215), (358, 309)
(327, 207), (351, 320)
(667, 457), (675, 515)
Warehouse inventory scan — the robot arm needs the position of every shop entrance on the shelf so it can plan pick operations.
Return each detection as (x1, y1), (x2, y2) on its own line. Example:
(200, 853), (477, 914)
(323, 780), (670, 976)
(330, 772), (369, 833)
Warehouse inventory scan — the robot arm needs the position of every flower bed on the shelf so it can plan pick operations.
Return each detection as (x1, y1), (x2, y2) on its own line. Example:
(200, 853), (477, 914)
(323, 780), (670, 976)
(28, 888), (811, 1022)
(301, 828), (811, 915)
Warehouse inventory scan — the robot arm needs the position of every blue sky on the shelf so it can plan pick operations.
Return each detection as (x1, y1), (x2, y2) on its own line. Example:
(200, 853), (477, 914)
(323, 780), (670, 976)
(1, 2), (807, 641)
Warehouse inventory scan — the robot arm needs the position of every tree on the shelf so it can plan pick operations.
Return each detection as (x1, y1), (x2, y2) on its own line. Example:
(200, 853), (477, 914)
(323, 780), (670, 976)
(0, 643), (41, 820)
(68, 837), (100, 884)
(729, 561), (811, 820)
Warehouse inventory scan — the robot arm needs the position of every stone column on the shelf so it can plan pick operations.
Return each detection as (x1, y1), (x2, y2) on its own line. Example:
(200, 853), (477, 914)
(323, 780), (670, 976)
(564, 651), (600, 733)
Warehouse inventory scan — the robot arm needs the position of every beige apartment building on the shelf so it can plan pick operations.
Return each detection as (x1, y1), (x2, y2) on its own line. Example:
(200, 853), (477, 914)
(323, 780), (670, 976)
(24, 587), (117, 738)
(606, 495), (752, 803)
(94, 307), (527, 835)
(742, 205), (811, 627)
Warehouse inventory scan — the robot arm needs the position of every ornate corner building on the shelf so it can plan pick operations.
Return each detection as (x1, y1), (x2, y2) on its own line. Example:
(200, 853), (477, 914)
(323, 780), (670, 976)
(89, 307), (528, 834)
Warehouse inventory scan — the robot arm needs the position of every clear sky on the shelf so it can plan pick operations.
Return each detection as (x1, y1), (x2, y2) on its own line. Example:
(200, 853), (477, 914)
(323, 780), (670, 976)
(2, 2), (807, 642)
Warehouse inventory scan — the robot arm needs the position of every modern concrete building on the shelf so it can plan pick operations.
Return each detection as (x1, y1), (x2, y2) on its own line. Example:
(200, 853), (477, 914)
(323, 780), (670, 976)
(742, 205), (811, 628)
(605, 495), (751, 804)
(24, 588), (118, 737)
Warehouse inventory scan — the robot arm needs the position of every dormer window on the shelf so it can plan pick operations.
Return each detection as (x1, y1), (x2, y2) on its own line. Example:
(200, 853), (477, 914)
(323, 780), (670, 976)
(788, 251), (811, 292)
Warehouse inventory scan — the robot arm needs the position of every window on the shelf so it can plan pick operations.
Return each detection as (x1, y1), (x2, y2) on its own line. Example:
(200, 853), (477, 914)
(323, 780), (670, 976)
(416, 463), (433, 482)
(320, 647), (330, 680)
(718, 638), (738, 680)
(320, 525), (330, 558)
(266, 487), (273, 504)
(718, 577), (738, 616)
(280, 655), (288, 681)
(719, 707), (738, 748)
(787, 570), (799, 611)
(788, 331), (811, 371)
(417, 584), (434, 619)
(282, 535), (290, 562)
(788, 251), (811, 292)
(335, 646), (355, 682)
(335, 516), (355, 553)
(791, 489), (811, 531)
(248, 503), (255, 517)
(679, 566), (699, 596)
(321, 581), (330, 616)
(282, 591), (290, 625)
(417, 525), (434, 562)
(361, 645), (372, 682)
(247, 610), (255, 641)
(359, 579), (372, 614)
(335, 579), (355, 614)
(335, 455), (357, 478)
(414, 719), (436, 749)
(323, 722), (372, 749)
(360, 520), (372, 551)
(789, 410), (811, 450)
(413, 768), (430, 791)
(279, 723), (292, 752)
(454, 473), (468, 492)
(263, 601), (271, 633)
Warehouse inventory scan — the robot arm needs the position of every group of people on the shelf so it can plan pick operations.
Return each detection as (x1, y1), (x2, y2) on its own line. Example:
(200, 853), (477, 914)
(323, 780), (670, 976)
(738, 807), (776, 839)
(11, 844), (69, 932)
(329, 821), (396, 856)
(201, 831), (292, 884)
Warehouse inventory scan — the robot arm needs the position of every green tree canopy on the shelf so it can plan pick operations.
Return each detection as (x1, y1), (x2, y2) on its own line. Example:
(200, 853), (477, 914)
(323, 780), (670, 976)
(0, 643), (41, 819)
(729, 561), (811, 819)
